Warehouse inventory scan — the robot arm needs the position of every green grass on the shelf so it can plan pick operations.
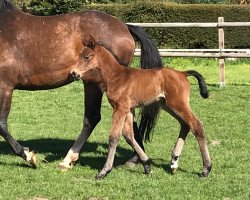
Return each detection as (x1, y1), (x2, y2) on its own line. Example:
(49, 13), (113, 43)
(0, 58), (249, 200)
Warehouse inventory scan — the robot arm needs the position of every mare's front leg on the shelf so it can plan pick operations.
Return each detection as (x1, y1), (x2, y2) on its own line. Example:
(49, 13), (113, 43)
(0, 85), (36, 167)
(59, 82), (103, 170)
(96, 107), (128, 179)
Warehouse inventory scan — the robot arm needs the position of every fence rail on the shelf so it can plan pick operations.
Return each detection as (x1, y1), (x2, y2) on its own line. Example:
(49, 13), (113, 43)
(127, 17), (250, 87)
(127, 22), (250, 28)
(134, 49), (250, 58)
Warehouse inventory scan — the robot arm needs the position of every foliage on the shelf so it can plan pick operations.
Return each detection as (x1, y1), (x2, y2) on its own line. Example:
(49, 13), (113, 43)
(82, 3), (250, 48)
(28, 0), (86, 15)
(0, 58), (249, 199)
(173, 0), (240, 3)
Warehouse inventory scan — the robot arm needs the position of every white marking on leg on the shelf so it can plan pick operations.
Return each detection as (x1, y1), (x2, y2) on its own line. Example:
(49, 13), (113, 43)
(170, 137), (185, 171)
(170, 159), (179, 169)
(24, 148), (37, 166)
(59, 149), (79, 170)
(24, 148), (32, 162)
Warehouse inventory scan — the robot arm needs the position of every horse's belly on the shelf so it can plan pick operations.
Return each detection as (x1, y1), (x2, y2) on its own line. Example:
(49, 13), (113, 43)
(15, 68), (74, 90)
(133, 92), (165, 108)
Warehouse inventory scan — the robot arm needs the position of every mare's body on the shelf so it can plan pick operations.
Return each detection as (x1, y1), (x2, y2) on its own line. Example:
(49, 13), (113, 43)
(0, 0), (162, 167)
(70, 38), (212, 179)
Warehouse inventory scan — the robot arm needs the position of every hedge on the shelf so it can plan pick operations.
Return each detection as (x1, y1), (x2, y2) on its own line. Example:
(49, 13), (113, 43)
(27, 2), (250, 48)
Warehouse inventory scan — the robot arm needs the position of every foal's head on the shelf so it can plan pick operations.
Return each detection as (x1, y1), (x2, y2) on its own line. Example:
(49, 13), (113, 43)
(70, 36), (100, 80)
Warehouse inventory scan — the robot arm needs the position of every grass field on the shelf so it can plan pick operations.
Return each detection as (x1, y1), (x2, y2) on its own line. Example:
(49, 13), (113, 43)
(0, 58), (249, 200)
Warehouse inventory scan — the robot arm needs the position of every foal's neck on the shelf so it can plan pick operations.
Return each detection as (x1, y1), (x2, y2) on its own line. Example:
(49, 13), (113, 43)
(97, 47), (129, 89)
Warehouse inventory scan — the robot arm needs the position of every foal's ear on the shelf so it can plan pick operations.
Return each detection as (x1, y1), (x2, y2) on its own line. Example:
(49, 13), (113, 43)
(82, 35), (96, 50)
(87, 35), (96, 50)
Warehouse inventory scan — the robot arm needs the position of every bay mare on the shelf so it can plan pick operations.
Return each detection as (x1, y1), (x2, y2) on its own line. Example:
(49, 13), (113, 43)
(0, 0), (162, 168)
(70, 37), (212, 179)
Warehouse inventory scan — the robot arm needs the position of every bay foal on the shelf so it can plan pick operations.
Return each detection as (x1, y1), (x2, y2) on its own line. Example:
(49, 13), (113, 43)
(70, 37), (212, 179)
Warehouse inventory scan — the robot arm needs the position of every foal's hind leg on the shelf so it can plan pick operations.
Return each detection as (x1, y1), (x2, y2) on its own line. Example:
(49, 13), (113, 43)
(125, 109), (145, 165)
(161, 101), (211, 177)
(0, 85), (36, 167)
(171, 124), (189, 174)
(122, 112), (151, 174)
(159, 102), (189, 174)
(59, 83), (103, 170)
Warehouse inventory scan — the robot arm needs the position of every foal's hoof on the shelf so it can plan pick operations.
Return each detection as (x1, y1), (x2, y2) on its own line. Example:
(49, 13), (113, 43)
(199, 171), (209, 177)
(125, 154), (141, 166)
(143, 160), (152, 175)
(199, 164), (212, 177)
(144, 165), (152, 175)
(171, 167), (178, 175)
(24, 149), (37, 168)
(95, 173), (107, 180)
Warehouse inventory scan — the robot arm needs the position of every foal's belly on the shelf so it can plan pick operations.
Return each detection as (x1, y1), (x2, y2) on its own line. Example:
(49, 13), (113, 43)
(133, 92), (165, 108)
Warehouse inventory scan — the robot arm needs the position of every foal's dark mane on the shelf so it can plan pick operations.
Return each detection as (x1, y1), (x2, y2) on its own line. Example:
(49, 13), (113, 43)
(0, 0), (16, 11)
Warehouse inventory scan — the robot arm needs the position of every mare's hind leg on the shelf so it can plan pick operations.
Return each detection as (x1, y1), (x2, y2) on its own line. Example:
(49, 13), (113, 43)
(59, 82), (103, 170)
(0, 85), (36, 167)
(122, 112), (151, 174)
(161, 101), (211, 177)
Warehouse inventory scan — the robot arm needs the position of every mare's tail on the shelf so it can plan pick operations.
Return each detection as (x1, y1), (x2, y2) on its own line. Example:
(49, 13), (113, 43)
(127, 24), (163, 142)
(185, 70), (209, 99)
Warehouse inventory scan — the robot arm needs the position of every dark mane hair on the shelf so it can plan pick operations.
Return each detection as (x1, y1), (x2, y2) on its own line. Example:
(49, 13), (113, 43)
(0, 0), (16, 11)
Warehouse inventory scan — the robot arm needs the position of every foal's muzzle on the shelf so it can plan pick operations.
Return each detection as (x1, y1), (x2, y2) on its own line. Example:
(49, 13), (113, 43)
(70, 70), (81, 80)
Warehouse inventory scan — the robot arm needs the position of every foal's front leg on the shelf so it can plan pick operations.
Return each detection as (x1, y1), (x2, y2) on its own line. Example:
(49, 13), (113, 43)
(122, 112), (151, 174)
(96, 108), (127, 179)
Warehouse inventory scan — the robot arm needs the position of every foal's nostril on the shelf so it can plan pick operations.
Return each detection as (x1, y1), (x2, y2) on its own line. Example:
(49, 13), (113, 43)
(70, 71), (75, 78)
(70, 71), (80, 80)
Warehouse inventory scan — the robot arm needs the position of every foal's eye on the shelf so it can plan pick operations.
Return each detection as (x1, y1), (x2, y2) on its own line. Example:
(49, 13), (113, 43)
(84, 56), (90, 61)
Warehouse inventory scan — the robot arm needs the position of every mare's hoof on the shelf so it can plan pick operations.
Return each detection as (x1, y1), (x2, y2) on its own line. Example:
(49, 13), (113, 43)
(24, 149), (37, 168)
(58, 161), (74, 171)
(29, 151), (37, 168)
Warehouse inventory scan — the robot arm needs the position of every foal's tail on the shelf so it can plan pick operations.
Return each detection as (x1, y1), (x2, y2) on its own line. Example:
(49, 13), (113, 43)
(185, 70), (209, 99)
(127, 24), (163, 141)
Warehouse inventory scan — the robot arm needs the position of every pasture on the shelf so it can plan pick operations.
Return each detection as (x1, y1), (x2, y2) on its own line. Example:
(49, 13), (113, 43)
(0, 58), (249, 200)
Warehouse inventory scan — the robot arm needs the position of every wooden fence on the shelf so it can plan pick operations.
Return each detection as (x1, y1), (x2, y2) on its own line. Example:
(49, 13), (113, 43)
(127, 17), (250, 87)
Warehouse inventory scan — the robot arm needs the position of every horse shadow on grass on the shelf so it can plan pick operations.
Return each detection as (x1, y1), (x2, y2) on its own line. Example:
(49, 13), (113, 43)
(0, 138), (136, 170)
(0, 139), (199, 176)
(147, 158), (201, 176)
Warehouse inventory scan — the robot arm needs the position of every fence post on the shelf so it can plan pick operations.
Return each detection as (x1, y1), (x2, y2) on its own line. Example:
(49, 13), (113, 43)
(218, 17), (225, 87)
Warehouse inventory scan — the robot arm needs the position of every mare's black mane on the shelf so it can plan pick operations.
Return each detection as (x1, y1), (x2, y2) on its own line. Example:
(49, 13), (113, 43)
(0, 0), (16, 11)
